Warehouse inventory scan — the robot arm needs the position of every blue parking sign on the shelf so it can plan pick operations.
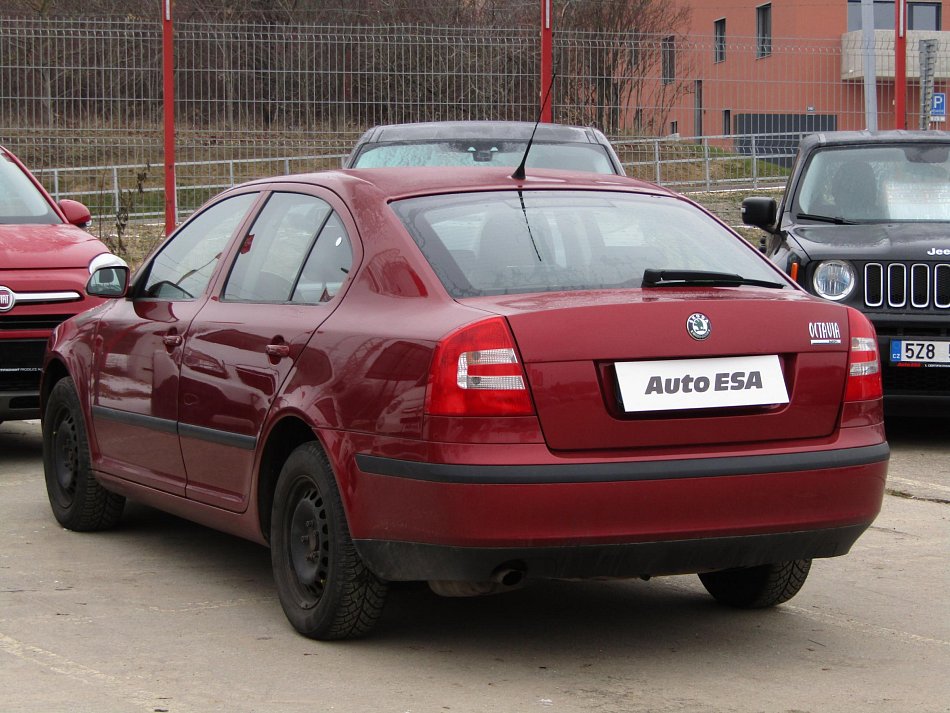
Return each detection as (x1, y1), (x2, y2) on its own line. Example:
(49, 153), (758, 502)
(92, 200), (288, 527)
(932, 93), (946, 121)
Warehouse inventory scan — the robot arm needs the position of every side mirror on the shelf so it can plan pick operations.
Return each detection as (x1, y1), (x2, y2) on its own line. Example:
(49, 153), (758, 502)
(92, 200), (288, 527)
(741, 197), (778, 231)
(87, 266), (130, 298)
(59, 199), (93, 228)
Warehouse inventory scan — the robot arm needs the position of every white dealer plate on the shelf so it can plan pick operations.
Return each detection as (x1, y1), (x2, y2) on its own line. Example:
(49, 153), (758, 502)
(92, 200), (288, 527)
(615, 355), (789, 413)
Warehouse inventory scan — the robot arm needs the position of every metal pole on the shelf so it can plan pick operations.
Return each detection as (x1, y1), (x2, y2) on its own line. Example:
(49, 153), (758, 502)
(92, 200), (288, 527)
(540, 0), (553, 122)
(894, 0), (907, 129)
(861, 0), (878, 131)
(113, 166), (120, 215)
(162, 0), (177, 235)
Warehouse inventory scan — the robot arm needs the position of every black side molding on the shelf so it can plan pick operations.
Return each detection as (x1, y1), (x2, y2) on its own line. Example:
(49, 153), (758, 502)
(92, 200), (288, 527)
(355, 442), (890, 485)
(92, 405), (256, 450)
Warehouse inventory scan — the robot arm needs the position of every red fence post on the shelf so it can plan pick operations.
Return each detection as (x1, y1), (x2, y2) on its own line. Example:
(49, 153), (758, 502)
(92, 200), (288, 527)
(540, 0), (553, 122)
(162, 0), (177, 235)
(894, 0), (907, 129)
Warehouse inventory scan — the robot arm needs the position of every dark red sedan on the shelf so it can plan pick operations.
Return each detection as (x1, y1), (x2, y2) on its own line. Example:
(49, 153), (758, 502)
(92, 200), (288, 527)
(41, 166), (888, 640)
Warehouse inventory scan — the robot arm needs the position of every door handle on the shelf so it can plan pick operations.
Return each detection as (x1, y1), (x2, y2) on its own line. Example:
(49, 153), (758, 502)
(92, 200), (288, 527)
(265, 343), (291, 359)
(163, 334), (183, 348)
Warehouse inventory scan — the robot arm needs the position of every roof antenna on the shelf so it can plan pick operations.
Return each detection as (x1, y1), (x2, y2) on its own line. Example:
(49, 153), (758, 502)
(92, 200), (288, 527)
(512, 72), (556, 180)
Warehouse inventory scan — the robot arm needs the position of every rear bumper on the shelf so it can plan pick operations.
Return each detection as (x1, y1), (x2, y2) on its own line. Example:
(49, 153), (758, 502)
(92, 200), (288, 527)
(356, 524), (870, 581)
(345, 442), (888, 582)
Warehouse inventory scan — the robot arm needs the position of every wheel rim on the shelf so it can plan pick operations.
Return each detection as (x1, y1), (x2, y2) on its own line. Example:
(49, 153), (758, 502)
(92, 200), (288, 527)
(51, 408), (79, 507)
(286, 479), (330, 609)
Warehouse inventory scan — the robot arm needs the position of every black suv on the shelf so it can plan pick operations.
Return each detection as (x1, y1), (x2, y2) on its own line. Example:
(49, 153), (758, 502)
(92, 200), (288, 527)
(742, 130), (950, 413)
(343, 120), (626, 175)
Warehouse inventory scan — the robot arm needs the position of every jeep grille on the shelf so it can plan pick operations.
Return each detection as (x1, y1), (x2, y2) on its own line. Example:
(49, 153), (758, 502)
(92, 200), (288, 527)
(865, 263), (950, 310)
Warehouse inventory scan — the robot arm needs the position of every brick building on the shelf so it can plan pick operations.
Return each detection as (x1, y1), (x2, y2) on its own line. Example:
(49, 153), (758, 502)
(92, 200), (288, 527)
(665, 0), (949, 139)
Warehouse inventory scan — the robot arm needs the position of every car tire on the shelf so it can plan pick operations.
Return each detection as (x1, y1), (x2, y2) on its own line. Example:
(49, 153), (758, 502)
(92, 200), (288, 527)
(270, 442), (388, 640)
(698, 559), (812, 608)
(43, 377), (125, 531)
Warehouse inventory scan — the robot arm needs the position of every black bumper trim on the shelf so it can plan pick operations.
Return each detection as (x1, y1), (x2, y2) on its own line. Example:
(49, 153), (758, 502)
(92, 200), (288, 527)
(355, 443), (889, 485)
(354, 524), (871, 581)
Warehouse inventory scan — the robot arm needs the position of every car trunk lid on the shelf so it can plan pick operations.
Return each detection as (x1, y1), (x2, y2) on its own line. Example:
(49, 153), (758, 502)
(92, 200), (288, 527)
(461, 288), (850, 451)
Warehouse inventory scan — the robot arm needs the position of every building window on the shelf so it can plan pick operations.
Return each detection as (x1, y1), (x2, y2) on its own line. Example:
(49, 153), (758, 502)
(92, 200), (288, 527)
(714, 18), (726, 63)
(847, 1), (942, 31)
(909, 3), (941, 30)
(847, 0), (894, 30)
(662, 36), (675, 84)
(670, 120), (678, 136)
(756, 4), (772, 58)
(723, 109), (732, 136)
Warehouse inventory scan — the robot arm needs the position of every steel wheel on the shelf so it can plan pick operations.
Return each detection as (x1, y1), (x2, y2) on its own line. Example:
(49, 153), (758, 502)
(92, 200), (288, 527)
(270, 442), (387, 639)
(285, 477), (331, 608)
(42, 377), (125, 531)
(49, 404), (81, 509)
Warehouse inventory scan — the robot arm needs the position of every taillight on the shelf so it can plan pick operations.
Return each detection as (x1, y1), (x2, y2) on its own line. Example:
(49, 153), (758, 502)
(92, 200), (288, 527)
(844, 308), (882, 402)
(426, 317), (535, 416)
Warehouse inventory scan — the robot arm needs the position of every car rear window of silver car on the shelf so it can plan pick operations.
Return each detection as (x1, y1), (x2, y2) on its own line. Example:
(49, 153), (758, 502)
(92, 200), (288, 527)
(392, 190), (785, 298)
(353, 141), (616, 174)
(0, 153), (59, 224)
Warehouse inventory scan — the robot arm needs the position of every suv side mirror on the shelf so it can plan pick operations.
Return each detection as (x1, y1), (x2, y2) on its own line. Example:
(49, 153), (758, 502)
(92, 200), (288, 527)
(59, 199), (93, 228)
(741, 197), (778, 231)
(87, 266), (130, 298)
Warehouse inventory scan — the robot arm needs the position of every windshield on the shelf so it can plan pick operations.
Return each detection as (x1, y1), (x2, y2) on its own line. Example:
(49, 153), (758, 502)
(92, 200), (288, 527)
(0, 153), (59, 225)
(393, 190), (786, 298)
(352, 141), (617, 174)
(795, 143), (950, 222)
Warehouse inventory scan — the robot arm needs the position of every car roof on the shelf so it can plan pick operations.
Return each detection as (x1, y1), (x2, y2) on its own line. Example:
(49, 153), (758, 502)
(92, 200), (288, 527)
(355, 121), (611, 145)
(239, 166), (670, 203)
(800, 129), (950, 152)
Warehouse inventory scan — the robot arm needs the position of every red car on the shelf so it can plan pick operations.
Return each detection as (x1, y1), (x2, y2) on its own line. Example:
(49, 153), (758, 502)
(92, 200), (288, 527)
(41, 166), (888, 640)
(0, 145), (124, 423)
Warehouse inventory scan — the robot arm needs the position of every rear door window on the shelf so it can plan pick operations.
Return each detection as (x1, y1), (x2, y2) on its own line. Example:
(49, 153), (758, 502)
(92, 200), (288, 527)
(223, 192), (353, 304)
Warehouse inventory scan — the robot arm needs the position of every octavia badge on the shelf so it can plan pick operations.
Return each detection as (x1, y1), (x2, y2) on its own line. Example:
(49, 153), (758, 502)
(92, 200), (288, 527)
(686, 312), (711, 341)
(0, 286), (15, 313)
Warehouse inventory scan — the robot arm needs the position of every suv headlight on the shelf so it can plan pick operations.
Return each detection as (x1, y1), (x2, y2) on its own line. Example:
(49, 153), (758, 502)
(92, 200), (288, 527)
(812, 260), (856, 301)
(88, 252), (128, 275)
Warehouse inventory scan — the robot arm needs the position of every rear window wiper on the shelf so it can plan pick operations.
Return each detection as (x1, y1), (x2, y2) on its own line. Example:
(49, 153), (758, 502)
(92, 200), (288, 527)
(795, 212), (857, 225)
(641, 269), (786, 289)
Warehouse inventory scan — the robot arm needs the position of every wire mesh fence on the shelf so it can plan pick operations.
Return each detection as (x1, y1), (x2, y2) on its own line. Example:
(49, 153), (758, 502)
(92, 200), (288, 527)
(1, 16), (947, 235)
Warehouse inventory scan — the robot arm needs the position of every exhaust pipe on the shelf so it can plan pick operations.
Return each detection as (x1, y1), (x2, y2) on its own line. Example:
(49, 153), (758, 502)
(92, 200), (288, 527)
(428, 563), (528, 598)
(491, 566), (525, 587)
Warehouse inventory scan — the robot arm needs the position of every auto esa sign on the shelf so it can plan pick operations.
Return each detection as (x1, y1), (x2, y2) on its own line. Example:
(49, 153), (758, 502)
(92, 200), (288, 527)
(615, 355), (789, 412)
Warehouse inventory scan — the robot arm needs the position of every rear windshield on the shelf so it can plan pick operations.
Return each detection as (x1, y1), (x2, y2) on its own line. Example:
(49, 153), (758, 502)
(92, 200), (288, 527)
(0, 153), (59, 224)
(352, 141), (617, 174)
(795, 143), (950, 222)
(392, 190), (784, 298)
